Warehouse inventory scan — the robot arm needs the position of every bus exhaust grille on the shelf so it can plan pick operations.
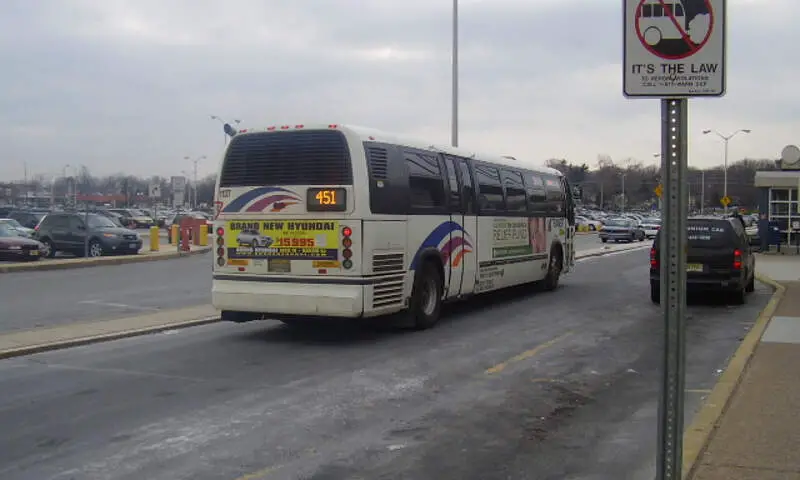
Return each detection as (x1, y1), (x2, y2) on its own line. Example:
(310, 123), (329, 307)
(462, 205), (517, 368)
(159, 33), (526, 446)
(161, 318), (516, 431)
(372, 274), (405, 308)
(372, 252), (404, 274)
(366, 146), (388, 180)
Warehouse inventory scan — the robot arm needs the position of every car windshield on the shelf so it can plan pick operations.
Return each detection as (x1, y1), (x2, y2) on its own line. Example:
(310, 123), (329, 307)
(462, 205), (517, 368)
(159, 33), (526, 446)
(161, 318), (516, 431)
(605, 219), (629, 227)
(130, 209), (147, 216)
(0, 224), (17, 237)
(643, 218), (661, 224)
(87, 214), (118, 228)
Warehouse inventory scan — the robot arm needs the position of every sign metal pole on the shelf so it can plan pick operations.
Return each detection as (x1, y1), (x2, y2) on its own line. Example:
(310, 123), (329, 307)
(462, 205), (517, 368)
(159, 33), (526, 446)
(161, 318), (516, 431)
(622, 1), (726, 478)
(656, 98), (689, 480)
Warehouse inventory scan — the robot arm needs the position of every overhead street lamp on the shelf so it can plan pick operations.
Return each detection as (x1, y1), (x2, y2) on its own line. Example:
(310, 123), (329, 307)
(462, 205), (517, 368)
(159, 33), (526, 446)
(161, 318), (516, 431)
(702, 128), (751, 212)
(184, 155), (206, 209)
(210, 115), (241, 146)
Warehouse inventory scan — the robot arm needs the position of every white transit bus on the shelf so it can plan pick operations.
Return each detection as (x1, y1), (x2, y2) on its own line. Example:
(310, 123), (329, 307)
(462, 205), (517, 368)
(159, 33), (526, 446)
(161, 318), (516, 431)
(211, 124), (576, 329)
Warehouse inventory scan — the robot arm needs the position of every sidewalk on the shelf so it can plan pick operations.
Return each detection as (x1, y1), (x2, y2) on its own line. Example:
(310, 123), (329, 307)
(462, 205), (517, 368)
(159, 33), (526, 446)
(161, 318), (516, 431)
(688, 255), (800, 479)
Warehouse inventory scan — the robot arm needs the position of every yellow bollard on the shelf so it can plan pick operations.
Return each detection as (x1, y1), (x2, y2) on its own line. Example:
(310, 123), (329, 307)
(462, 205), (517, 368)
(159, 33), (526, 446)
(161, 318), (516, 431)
(150, 226), (160, 251)
(170, 224), (179, 245)
(198, 223), (208, 246)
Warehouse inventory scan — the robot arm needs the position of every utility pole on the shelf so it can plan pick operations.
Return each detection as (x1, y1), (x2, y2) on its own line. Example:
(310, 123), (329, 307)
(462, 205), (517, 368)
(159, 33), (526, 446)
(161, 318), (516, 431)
(621, 174), (626, 212)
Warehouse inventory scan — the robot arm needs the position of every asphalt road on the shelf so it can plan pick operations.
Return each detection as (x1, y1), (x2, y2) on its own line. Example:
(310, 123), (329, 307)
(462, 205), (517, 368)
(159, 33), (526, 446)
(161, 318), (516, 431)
(0, 234), (613, 334)
(0, 249), (771, 480)
(0, 253), (212, 333)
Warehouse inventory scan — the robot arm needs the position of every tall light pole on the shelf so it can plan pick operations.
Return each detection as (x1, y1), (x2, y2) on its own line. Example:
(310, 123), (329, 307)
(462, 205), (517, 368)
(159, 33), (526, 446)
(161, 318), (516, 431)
(451, 0), (459, 148)
(621, 173), (626, 212)
(702, 129), (751, 213)
(211, 116), (241, 146)
(184, 155), (206, 209)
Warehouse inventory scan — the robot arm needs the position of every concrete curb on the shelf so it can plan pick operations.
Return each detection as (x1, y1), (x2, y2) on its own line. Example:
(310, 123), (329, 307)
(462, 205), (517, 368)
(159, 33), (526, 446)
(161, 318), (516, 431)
(681, 273), (786, 479)
(0, 316), (220, 360)
(0, 247), (211, 274)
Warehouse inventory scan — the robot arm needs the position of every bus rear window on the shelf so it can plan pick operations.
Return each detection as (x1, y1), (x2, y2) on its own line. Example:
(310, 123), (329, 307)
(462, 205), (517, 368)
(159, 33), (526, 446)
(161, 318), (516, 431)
(219, 130), (353, 187)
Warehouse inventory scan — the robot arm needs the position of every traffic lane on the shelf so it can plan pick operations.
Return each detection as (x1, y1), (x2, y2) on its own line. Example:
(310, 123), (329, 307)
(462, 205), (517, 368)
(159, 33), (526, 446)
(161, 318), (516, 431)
(0, 253), (210, 333)
(0, 250), (762, 480)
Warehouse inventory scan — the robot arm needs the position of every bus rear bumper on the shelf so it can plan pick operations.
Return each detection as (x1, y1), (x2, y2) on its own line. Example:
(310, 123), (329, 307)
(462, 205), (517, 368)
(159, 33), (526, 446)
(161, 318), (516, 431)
(212, 277), (365, 318)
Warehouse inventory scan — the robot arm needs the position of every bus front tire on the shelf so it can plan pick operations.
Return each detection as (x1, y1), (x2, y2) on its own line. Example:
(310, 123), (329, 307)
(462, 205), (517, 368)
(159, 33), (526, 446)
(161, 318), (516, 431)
(408, 261), (443, 330)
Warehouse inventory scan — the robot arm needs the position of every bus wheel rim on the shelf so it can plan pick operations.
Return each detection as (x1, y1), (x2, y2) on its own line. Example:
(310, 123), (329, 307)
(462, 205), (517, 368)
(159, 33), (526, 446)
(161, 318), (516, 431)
(421, 277), (438, 316)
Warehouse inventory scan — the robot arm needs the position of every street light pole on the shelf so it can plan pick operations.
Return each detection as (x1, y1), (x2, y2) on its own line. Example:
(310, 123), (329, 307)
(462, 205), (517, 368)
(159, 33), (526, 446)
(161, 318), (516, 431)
(621, 174), (626, 212)
(702, 129), (751, 213)
(211, 116), (241, 146)
(184, 155), (206, 209)
(451, 0), (459, 148)
(700, 171), (705, 214)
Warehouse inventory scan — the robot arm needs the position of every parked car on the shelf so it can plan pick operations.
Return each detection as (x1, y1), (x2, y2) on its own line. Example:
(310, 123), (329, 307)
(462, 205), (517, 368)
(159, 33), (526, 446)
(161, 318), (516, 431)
(598, 217), (645, 243)
(34, 212), (142, 258)
(0, 218), (35, 237)
(108, 208), (155, 228)
(640, 217), (661, 239)
(0, 223), (42, 261)
(7, 210), (47, 229)
(649, 216), (755, 304)
(575, 215), (602, 231)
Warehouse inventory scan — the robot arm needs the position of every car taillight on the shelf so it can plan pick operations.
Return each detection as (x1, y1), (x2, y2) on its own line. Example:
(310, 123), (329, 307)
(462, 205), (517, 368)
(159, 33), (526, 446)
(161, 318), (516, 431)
(733, 249), (742, 270)
(650, 247), (658, 268)
(341, 226), (353, 269)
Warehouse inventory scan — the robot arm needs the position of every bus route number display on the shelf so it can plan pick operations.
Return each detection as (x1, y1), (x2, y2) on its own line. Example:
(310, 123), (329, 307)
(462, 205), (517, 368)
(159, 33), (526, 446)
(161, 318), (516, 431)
(307, 188), (347, 212)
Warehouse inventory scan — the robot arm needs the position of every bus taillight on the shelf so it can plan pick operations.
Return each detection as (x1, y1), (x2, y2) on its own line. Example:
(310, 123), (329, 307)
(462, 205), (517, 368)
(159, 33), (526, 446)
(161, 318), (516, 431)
(342, 226), (353, 269)
(216, 227), (225, 266)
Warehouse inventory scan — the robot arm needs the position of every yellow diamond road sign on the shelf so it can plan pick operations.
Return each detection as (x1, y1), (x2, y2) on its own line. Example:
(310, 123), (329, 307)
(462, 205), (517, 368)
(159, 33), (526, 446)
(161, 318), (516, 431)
(721, 195), (731, 207)
(654, 184), (662, 198)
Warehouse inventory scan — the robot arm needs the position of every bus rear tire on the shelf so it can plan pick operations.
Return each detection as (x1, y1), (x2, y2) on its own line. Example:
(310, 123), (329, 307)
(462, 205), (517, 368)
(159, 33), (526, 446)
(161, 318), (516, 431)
(541, 247), (563, 292)
(408, 260), (443, 330)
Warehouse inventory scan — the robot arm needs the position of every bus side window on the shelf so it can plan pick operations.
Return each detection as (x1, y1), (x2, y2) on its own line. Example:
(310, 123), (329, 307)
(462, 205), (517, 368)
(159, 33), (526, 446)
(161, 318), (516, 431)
(405, 149), (446, 212)
(456, 158), (476, 215)
(442, 155), (462, 213)
(473, 164), (505, 212)
(525, 173), (547, 215)
(501, 169), (527, 214)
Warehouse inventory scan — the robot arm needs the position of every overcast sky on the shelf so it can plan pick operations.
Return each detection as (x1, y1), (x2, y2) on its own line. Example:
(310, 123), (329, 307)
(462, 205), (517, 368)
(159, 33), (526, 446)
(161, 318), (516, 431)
(0, 0), (795, 181)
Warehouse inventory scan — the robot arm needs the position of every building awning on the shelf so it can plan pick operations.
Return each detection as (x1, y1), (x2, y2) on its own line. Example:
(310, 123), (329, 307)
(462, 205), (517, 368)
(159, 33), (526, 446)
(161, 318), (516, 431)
(755, 170), (800, 188)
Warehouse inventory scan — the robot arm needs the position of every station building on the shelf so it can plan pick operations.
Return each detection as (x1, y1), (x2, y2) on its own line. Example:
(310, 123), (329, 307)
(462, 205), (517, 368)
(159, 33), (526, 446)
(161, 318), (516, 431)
(755, 145), (800, 245)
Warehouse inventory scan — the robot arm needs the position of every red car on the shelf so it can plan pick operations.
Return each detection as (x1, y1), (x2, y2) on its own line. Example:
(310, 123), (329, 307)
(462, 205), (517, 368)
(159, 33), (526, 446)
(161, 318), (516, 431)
(0, 223), (43, 261)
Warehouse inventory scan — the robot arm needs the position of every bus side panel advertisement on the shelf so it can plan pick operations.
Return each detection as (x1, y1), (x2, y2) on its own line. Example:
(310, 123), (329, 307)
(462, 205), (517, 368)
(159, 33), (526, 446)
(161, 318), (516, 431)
(492, 218), (533, 258)
(225, 220), (339, 260)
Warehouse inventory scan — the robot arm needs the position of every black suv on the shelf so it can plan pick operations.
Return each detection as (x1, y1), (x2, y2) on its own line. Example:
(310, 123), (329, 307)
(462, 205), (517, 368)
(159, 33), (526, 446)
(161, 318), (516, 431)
(34, 212), (142, 258)
(650, 216), (756, 305)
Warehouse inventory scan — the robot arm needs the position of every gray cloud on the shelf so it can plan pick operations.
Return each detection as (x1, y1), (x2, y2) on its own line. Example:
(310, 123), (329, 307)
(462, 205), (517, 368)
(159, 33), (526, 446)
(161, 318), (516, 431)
(0, 0), (797, 180)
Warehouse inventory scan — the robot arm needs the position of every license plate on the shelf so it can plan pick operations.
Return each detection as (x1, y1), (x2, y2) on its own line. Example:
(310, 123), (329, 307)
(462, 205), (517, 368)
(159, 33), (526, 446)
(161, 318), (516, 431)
(687, 263), (703, 272)
(29, 250), (39, 256)
(268, 258), (291, 273)
(129, 243), (137, 249)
